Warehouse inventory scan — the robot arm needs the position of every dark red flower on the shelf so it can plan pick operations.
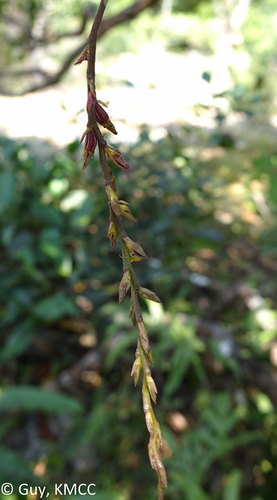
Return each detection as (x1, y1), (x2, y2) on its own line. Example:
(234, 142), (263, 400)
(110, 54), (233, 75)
(82, 129), (97, 170)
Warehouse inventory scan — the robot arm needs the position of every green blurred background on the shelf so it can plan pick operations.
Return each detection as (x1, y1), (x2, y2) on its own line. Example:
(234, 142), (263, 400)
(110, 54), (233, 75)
(1, 0), (277, 499)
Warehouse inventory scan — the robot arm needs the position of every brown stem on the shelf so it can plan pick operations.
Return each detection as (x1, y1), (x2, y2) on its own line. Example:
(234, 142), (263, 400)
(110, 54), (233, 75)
(87, 0), (108, 95)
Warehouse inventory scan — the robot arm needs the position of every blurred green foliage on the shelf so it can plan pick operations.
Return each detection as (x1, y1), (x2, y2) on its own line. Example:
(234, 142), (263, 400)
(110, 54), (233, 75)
(1, 114), (277, 499)
(1, 0), (277, 499)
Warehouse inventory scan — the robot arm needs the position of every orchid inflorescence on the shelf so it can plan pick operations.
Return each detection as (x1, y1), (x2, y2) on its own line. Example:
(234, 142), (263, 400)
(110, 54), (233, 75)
(76, 1), (167, 498)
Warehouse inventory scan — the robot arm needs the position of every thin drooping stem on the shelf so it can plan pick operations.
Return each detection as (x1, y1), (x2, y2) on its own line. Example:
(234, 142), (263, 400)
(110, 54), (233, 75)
(87, 0), (108, 94)
(81, 1), (167, 497)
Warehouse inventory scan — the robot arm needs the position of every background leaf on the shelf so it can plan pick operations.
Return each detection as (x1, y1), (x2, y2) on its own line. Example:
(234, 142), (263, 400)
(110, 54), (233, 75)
(0, 387), (84, 414)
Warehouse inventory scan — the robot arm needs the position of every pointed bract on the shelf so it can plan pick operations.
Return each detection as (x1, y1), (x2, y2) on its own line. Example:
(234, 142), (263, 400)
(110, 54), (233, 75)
(82, 129), (97, 170)
(104, 146), (131, 172)
(93, 102), (117, 134)
(82, 150), (94, 170)
(102, 118), (118, 135)
(122, 236), (147, 262)
(131, 356), (142, 386)
(74, 50), (89, 65)
(146, 374), (158, 404)
(107, 221), (118, 251)
(86, 93), (117, 134)
(119, 202), (138, 223)
(119, 270), (131, 303)
(105, 185), (122, 219)
(84, 129), (97, 151)
(138, 287), (162, 304)
(95, 102), (108, 123)
(138, 320), (149, 352)
(145, 410), (154, 434)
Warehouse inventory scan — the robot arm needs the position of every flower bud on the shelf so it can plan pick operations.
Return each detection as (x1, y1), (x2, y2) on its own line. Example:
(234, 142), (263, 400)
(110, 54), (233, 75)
(138, 287), (162, 304)
(95, 101), (109, 123)
(104, 146), (131, 172)
(119, 201), (138, 223)
(122, 236), (147, 262)
(82, 129), (97, 170)
(86, 91), (95, 114)
(119, 270), (131, 303)
(146, 374), (157, 404)
(107, 221), (118, 251)
(145, 410), (154, 434)
(131, 355), (142, 386)
(85, 93), (117, 134)
(101, 117), (118, 135)
(105, 185), (121, 219)
(84, 129), (96, 151)
(93, 101), (117, 135)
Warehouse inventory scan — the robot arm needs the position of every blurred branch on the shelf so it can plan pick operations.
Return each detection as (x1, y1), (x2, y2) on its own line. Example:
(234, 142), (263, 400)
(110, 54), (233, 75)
(0, 68), (48, 77)
(0, 0), (160, 96)
(99, 0), (159, 33)
(2, 5), (95, 48)
(39, 6), (95, 43)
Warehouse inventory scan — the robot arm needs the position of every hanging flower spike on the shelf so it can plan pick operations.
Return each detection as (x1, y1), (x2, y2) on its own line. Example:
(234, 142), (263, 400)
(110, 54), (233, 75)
(82, 129), (97, 170)
(119, 200), (138, 223)
(104, 145), (131, 172)
(79, 1), (168, 496)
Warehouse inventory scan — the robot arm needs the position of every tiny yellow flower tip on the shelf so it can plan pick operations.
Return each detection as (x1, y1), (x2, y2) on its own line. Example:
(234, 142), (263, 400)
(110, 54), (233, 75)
(103, 119), (118, 135)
